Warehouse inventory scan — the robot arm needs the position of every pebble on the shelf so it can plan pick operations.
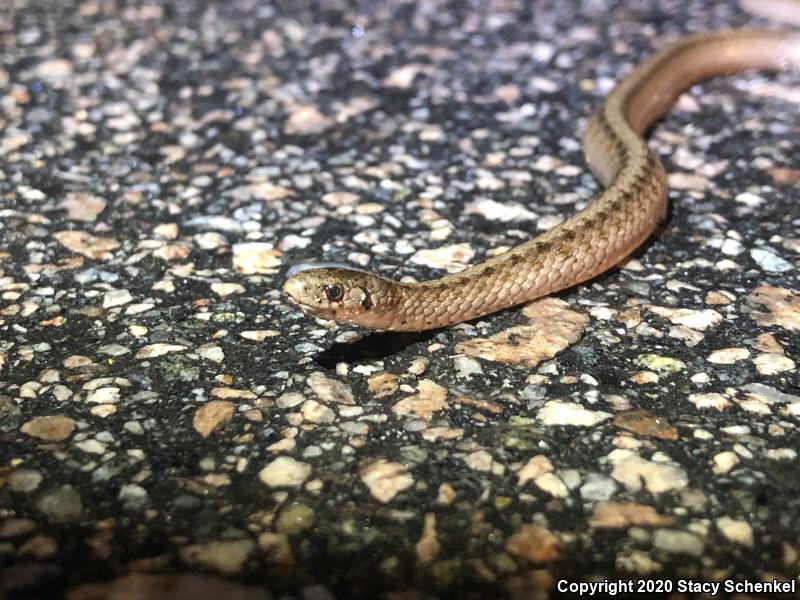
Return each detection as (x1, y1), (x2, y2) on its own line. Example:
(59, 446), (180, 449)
(64, 355), (92, 368)
(360, 459), (413, 503)
(392, 379), (448, 420)
(535, 472), (569, 497)
(86, 387), (121, 404)
(197, 344), (224, 363)
(231, 243), (282, 274)
(707, 347), (750, 364)
(367, 372), (399, 398)
(716, 517), (753, 547)
(688, 392), (730, 410)
(18, 534), (57, 559)
(276, 392), (305, 409)
(258, 532), (295, 567)
(193, 401), (235, 437)
(135, 343), (187, 359)
(720, 238), (744, 255)
(211, 283), (245, 297)
(712, 451), (739, 474)
(415, 513), (440, 565)
(97, 344), (131, 356)
(301, 399), (336, 424)
(118, 483), (149, 509)
(504, 524), (563, 564)
(53, 231), (119, 259)
(283, 105), (333, 135)
(20, 415), (76, 441)
(8, 469), (43, 493)
(647, 306), (722, 330)
(749, 247), (793, 272)
(608, 449), (688, 493)
(753, 353), (794, 375)
(463, 198), (537, 222)
(579, 474), (617, 501)
(185, 216), (243, 232)
(517, 455), (553, 486)
(341, 421), (370, 436)
(275, 503), (315, 535)
(455, 299), (588, 367)
(741, 383), (798, 405)
(76, 439), (107, 454)
(245, 182), (292, 201)
(407, 357), (429, 375)
(453, 356), (483, 379)
(629, 371), (659, 384)
(103, 289), (133, 308)
(0, 518), (36, 539)
(211, 388), (256, 400)
(259, 456), (312, 488)
(751, 332), (784, 354)
(180, 539), (255, 575)
(36, 485), (83, 523)
(668, 172), (710, 190)
(58, 193), (106, 222)
(588, 501), (673, 528)
(383, 63), (423, 88)
(537, 400), (611, 427)
(321, 191), (359, 207)
(652, 529), (704, 556)
(463, 450), (497, 473)
(409, 243), (475, 272)
(634, 354), (686, 374)
(306, 372), (354, 405)
(613, 410), (678, 441)
(194, 232), (229, 250)
(747, 286), (799, 331)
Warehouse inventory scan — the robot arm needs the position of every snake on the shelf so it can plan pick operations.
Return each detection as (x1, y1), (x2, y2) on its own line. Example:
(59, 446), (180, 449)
(283, 3), (800, 332)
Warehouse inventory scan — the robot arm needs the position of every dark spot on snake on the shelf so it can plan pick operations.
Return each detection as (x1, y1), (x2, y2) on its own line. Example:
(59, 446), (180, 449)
(509, 254), (523, 265)
(482, 266), (495, 277)
(536, 240), (552, 253)
(360, 287), (373, 310)
(559, 229), (576, 242)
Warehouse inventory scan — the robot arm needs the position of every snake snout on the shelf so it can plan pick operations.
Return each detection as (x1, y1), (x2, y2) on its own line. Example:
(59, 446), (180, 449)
(282, 278), (307, 306)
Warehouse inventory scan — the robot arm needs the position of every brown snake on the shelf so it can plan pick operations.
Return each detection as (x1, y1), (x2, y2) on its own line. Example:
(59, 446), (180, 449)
(283, 4), (800, 332)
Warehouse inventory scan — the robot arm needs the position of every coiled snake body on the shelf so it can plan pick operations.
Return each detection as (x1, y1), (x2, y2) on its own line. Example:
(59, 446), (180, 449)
(284, 3), (800, 331)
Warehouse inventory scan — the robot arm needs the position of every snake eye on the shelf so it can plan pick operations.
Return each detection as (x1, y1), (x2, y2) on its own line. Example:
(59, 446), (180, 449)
(324, 283), (344, 302)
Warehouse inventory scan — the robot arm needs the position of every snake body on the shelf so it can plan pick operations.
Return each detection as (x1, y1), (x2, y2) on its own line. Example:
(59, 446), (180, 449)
(283, 10), (800, 332)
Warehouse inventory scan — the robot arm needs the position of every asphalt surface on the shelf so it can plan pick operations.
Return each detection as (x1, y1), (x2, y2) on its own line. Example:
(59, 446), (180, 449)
(1, 0), (799, 598)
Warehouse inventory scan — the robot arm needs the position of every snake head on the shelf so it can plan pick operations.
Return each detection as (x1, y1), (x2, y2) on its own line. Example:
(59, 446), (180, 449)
(283, 264), (398, 327)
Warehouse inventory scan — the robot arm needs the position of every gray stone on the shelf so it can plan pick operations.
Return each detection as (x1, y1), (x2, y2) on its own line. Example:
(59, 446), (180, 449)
(36, 485), (83, 523)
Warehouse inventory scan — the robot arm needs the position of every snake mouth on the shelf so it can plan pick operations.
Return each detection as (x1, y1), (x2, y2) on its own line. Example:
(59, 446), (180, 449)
(284, 293), (299, 306)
